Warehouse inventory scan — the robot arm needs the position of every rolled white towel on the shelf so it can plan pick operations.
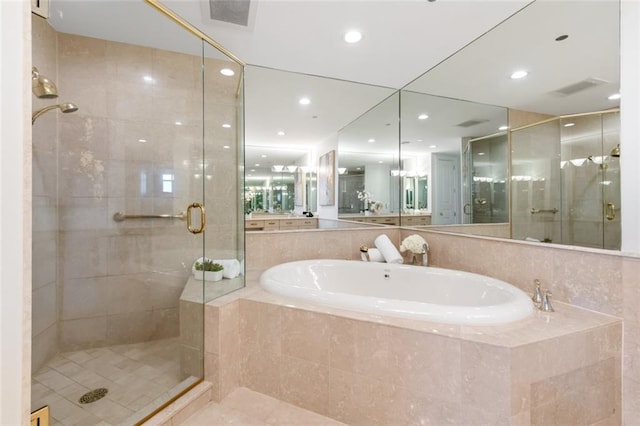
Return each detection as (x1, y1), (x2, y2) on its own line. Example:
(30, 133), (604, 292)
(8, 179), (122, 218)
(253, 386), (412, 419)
(374, 234), (403, 264)
(212, 259), (241, 279)
(360, 248), (385, 262)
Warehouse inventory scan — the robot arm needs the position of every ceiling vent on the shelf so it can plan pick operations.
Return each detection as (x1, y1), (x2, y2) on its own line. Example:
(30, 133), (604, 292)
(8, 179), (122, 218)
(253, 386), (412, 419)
(456, 119), (489, 128)
(209, 0), (251, 26)
(550, 78), (608, 97)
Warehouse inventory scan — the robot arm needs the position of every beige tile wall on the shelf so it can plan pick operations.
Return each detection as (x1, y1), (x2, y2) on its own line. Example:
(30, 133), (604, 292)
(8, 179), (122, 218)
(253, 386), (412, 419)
(32, 20), (242, 358)
(31, 15), (59, 372)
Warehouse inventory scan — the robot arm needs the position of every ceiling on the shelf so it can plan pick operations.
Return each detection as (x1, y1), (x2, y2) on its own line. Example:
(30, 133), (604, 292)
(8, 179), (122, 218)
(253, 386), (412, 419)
(47, 0), (621, 172)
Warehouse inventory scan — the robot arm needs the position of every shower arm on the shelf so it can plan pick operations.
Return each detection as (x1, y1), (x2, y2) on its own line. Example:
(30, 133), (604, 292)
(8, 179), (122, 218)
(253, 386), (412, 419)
(31, 104), (60, 124)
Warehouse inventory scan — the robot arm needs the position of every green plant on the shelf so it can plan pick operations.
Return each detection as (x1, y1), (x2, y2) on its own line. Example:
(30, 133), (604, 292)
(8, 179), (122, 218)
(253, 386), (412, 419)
(195, 259), (223, 272)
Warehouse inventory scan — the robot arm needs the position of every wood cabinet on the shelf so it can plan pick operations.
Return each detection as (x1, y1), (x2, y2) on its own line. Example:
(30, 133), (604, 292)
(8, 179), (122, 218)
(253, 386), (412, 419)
(245, 217), (318, 231)
(338, 214), (431, 226)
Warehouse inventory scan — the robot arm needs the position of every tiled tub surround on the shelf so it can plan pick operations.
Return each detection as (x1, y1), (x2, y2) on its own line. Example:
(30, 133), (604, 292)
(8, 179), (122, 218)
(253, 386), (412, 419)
(233, 227), (635, 423)
(204, 287), (621, 425)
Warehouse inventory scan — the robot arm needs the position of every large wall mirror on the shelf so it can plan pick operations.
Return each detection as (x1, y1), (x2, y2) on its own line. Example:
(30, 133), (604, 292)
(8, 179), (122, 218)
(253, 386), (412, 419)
(399, 0), (621, 249)
(244, 65), (395, 221)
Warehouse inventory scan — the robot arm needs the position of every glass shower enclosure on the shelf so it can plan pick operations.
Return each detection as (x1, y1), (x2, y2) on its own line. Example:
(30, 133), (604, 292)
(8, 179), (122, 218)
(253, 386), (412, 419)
(30, 2), (244, 424)
(510, 110), (620, 249)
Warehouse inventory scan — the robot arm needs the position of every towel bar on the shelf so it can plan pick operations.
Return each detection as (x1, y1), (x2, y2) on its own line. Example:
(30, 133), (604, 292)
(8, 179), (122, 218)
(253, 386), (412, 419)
(530, 208), (559, 214)
(112, 211), (186, 222)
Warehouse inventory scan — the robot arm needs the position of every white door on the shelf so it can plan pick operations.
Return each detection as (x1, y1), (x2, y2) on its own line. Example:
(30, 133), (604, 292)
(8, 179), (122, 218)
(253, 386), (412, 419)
(432, 154), (460, 225)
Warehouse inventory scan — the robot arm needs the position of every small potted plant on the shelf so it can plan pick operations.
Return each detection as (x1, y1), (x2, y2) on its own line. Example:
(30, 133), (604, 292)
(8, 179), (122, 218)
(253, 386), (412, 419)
(194, 259), (224, 282)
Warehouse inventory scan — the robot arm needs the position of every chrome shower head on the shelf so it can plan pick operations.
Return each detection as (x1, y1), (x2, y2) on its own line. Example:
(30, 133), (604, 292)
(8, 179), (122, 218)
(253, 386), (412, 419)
(32, 102), (79, 124)
(32, 67), (58, 99)
(610, 144), (620, 158)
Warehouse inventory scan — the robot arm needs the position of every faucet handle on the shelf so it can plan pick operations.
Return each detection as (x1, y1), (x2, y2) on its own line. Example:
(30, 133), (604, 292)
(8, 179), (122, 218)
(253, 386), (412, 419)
(540, 290), (555, 312)
(532, 279), (543, 305)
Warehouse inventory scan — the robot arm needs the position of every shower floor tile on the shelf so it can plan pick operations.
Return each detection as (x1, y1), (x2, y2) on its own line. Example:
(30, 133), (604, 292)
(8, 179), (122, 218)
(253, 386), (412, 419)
(31, 337), (193, 426)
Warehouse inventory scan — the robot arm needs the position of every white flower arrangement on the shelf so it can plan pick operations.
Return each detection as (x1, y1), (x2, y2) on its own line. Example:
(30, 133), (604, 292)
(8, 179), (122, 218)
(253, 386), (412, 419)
(400, 234), (428, 254)
(357, 190), (373, 203)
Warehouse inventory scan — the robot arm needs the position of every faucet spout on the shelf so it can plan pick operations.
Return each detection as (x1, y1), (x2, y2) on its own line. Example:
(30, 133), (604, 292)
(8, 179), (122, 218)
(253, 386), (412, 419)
(360, 245), (371, 262)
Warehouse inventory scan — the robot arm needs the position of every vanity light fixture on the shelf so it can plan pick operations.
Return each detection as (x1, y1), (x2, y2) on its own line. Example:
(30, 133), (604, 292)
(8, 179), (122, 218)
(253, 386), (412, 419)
(299, 97), (311, 105)
(222, 123), (231, 128)
(563, 122), (575, 127)
(510, 70), (528, 79)
(344, 30), (363, 44)
(608, 93), (621, 100)
(498, 125), (509, 131)
(418, 113), (429, 120)
(220, 68), (235, 76)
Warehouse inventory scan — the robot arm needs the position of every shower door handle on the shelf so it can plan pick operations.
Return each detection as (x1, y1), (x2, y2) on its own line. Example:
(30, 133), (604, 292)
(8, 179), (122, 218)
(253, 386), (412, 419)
(606, 202), (616, 221)
(186, 202), (206, 234)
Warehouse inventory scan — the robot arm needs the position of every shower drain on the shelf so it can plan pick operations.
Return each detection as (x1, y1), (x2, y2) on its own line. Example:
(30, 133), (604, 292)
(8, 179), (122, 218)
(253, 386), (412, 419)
(78, 388), (108, 404)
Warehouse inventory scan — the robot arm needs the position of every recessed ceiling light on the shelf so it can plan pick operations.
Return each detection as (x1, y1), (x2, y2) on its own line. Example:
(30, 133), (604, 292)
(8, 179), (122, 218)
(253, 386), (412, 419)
(143, 75), (154, 83)
(220, 68), (235, 76)
(223, 145), (230, 149)
(250, 169), (255, 172)
(255, 163), (260, 167)
(261, 154), (267, 158)
(138, 139), (147, 143)
(498, 125), (509, 131)
(299, 97), (311, 105)
(417, 139), (423, 142)
(555, 34), (569, 41)
(344, 30), (363, 44)
(478, 152), (485, 156)
(429, 145), (437, 149)
(418, 113), (429, 120)
(277, 131), (285, 136)
(175, 121), (183, 126)
(368, 138), (375, 143)
(608, 93), (621, 100)
(510, 70), (528, 79)
(222, 123), (231, 128)
(564, 122), (575, 127)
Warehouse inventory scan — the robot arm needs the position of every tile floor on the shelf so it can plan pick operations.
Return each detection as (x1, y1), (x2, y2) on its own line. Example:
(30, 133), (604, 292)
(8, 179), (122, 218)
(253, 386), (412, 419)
(182, 387), (347, 426)
(31, 337), (196, 425)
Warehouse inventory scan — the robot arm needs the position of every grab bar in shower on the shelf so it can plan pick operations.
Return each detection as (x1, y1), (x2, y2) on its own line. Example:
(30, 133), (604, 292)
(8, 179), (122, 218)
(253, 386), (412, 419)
(112, 211), (186, 222)
(530, 208), (559, 214)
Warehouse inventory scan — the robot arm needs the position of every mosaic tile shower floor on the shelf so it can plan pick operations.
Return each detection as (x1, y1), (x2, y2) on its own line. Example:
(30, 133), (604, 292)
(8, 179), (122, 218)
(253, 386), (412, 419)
(31, 337), (197, 425)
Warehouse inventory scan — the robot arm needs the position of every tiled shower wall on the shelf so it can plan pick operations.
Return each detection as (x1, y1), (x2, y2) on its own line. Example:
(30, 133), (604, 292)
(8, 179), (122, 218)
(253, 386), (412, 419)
(32, 16), (60, 372)
(32, 16), (242, 361)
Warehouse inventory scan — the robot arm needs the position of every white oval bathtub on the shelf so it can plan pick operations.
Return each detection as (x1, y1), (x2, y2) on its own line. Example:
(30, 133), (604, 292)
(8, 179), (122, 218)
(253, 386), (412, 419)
(259, 259), (534, 324)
